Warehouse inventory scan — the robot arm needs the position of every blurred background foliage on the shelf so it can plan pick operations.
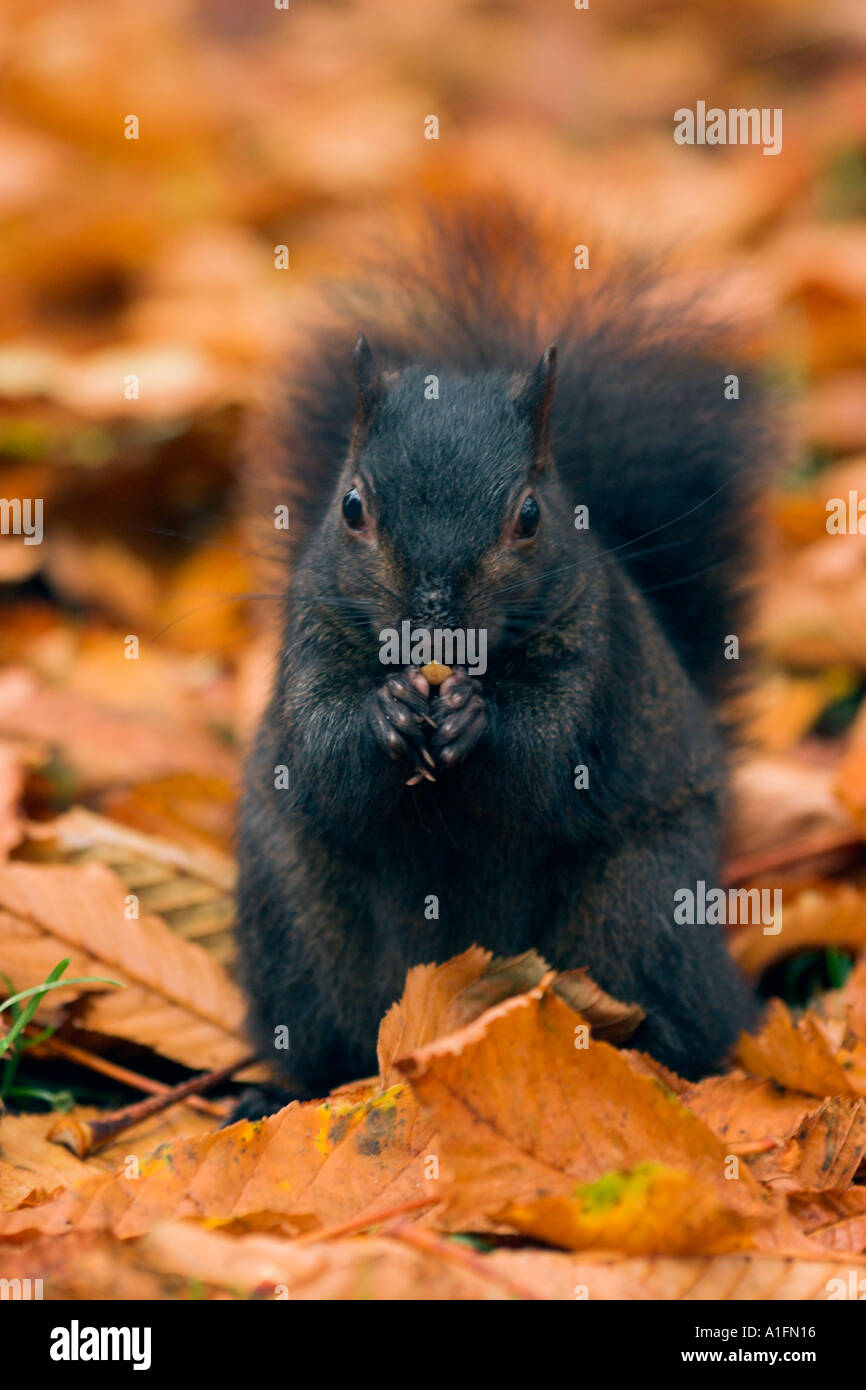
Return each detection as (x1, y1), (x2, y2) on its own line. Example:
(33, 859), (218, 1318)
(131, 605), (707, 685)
(0, 0), (865, 873)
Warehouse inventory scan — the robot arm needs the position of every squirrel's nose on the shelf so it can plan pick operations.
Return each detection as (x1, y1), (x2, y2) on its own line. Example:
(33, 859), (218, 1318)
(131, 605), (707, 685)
(411, 581), (457, 628)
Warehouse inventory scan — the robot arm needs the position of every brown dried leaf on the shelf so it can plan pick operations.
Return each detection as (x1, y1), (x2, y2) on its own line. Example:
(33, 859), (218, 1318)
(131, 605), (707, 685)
(0, 741), (27, 859)
(790, 1189), (866, 1253)
(836, 701), (866, 836)
(376, 947), (491, 1087)
(502, 1165), (766, 1256)
(747, 1099), (866, 1193)
(0, 1085), (433, 1242)
(731, 884), (866, 978)
(492, 1250), (866, 1300)
(14, 1226), (864, 1301)
(446, 949), (645, 1044)
(0, 1232), (175, 1301)
(377, 947), (644, 1088)
(396, 985), (792, 1252)
(0, 668), (237, 789)
(758, 530), (866, 670)
(681, 1075), (866, 1190)
(0, 1105), (215, 1212)
(824, 954), (866, 1041)
(0, 861), (247, 1071)
(681, 1073), (816, 1149)
(139, 1222), (520, 1301)
(735, 999), (866, 1098)
(727, 754), (857, 867)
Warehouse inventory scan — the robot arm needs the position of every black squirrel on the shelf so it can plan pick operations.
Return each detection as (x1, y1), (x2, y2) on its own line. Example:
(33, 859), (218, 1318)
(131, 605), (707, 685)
(236, 198), (774, 1112)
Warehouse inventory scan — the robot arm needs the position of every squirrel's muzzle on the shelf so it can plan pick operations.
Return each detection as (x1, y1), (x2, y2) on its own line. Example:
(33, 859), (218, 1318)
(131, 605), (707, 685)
(410, 579), (458, 631)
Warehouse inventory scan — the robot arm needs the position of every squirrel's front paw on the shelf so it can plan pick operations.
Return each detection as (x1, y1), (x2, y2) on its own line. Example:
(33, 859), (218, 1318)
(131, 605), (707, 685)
(430, 669), (488, 767)
(368, 670), (433, 767)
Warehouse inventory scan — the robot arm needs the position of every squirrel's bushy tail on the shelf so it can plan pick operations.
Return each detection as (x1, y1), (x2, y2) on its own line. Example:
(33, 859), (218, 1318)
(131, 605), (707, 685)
(256, 192), (780, 702)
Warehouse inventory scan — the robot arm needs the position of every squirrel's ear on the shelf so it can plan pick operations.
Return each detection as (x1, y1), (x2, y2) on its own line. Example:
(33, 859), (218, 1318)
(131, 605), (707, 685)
(353, 333), (386, 423)
(511, 345), (557, 462)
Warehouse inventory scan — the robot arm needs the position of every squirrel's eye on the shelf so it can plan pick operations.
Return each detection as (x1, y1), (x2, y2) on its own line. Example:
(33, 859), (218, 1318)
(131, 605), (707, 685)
(512, 493), (540, 540)
(342, 487), (365, 530)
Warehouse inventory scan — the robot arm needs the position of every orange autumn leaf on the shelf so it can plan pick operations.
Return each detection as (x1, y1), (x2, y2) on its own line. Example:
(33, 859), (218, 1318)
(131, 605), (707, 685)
(377, 947), (644, 1088)
(735, 998), (866, 1098)
(731, 884), (866, 978)
(747, 1099), (866, 1194)
(377, 946), (492, 1087)
(791, 1189), (866, 1254)
(758, 530), (866, 670)
(681, 1073), (817, 1147)
(396, 985), (789, 1249)
(825, 954), (866, 1041)
(0, 1106), (215, 1213)
(0, 860), (247, 1071)
(446, 949), (645, 1044)
(743, 669), (857, 753)
(503, 1164), (773, 1257)
(0, 741), (28, 859)
(0, 1085), (434, 1243)
(0, 668), (237, 790)
(140, 1222), (526, 1301)
(681, 1074), (866, 1192)
(0, 1232), (174, 1302)
(11, 1224), (865, 1301)
(726, 753), (857, 870)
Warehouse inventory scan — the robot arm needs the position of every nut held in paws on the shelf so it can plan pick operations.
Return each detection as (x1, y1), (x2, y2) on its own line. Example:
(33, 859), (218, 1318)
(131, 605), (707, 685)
(420, 662), (452, 686)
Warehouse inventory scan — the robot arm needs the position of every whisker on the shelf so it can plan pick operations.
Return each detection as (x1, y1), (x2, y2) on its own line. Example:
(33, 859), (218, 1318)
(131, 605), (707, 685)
(151, 593), (282, 641)
(127, 524), (293, 569)
(640, 557), (730, 594)
(468, 530), (700, 607)
(468, 474), (737, 606)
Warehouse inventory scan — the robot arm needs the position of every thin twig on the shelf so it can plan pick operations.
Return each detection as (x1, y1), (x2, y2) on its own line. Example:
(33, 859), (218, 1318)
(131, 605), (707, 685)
(47, 1053), (257, 1157)
(13, 1023), (227, 1118)
(294, 1195), (438, 1246)
(724, 827), (863, 885)
(383, 1219), (540, 1300)
(727, 1137), (783, 1157)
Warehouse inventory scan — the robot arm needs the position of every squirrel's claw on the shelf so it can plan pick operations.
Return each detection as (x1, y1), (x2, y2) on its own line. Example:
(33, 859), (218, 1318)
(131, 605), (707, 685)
(370, 671), (430, 766)
(405, 766), (436, 786)
(430, 670), (489, 767)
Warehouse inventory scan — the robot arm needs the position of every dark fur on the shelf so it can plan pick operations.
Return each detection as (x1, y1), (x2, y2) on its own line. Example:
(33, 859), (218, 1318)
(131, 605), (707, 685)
(236, 199), (772, 1112)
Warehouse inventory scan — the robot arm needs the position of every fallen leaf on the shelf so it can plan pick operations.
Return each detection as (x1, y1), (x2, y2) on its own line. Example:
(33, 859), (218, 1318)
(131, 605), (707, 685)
(138, 1222), (522, 1301)
(758, 530), (866, 670)
(744, 670), (857, 753)
(731, 884), (866, 978)
(377, 947), (644, 1088)
(446, 949), (645, 1044)
(681, 1072), (817, 1147)
(727, 753), (857, 870)
(377, 947), (491, 1088)
(836, 701), (866, 835)
(0, 668), (237, 789)
(396, 985), (793, 1251)
(0, 742), (28, 859)
(746, 1099), (866, 1193)
(736, 999), (866, 1098)
(502, 1163), (765, 1256)
(806, 372), (866, 453)
(0, 1085), (434, 1242)
(0, 860), (246, 1071)
(790, 1189), (866, 1253)
(680, 1073), (866, 1191)
(0, 1104), (215, 1212)
(824, 954), (866, 1041)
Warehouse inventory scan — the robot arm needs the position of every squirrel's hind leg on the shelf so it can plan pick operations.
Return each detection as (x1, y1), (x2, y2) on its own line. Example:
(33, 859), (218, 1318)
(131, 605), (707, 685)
(547, 818), (758, 1081)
